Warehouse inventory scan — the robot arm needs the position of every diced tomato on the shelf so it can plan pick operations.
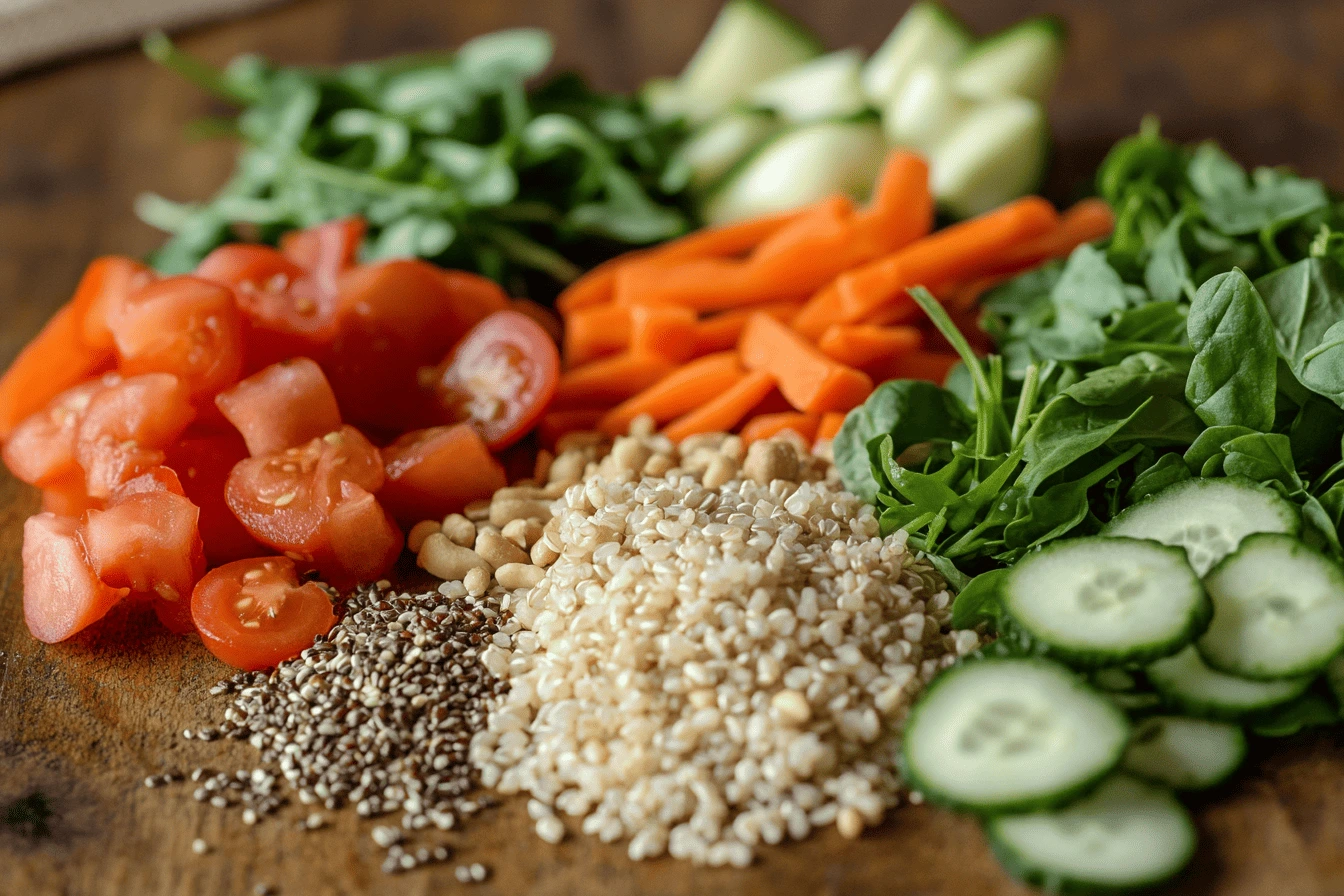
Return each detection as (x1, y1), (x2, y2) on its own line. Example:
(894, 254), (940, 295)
(81, 490), (205, 603)
(22, 513), (129, 643)
(215, 358), (343, 457)
(41, 480), (104, 517)
(323, 482), (403, 588)
(191, 557), (336, 670)
(78, 256), (157, 351)
(280, 217), (365, 296)
(105, 275), (245, 401)
(152, 592), (198, 634)
(379, 424), (507, 526)
(109, 466), (186, 501)
(165, 430), (263, 565)
(326, 260), (507, 430)
(75, 373), (196, 498)
(225, 425), (384, 571)
(426, 310), (560, 450)
(3, 378), (110, 487)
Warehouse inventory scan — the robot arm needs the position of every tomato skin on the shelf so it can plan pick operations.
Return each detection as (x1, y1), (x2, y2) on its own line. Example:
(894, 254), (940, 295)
(81, 490), (205, 603)
(110, 466), (186, 500)
(152, 592), (198, 634)
(191, 557), (336, 671)
(107, 276), (245, 402)
(78, 256), (157, 351)
(322, 482), (404, 588)
(164, 430), (264, 565)
(380, 424), (507, 526)
(22, 513), (129, 644)
(280, 217), (365, 296)
(428, 310), (561, 450)
(75, 373), (197, 498)
(225, 425), (384, 568)
(216, 358), (343, 457)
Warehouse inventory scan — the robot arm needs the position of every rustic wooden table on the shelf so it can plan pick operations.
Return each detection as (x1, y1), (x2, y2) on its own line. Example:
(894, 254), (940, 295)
(4, 1), (1344, 894)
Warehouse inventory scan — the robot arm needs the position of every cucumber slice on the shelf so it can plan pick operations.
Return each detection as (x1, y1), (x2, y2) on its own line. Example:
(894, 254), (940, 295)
(929, 97), (1048, 218)
(640, 77), (688, 123)
(1002, 537), (1209, 668)
(1196, 533), (1344, 680)
(952, 15), (1067, 103)
(701, 119), (886, 225)
(1102, 477), (1300, 577)
(902, 658), (1129, 813)
(986, 775), (1196, 893)
(677, 0), (823, 124)
(861, 1), (972, 107)
(882, 63), (973, 154)
(1147, 646), (1312, 721)
(668, 110), (780, 194)
(1122, 715), (1247, 790)
(749, 49), (868, 124)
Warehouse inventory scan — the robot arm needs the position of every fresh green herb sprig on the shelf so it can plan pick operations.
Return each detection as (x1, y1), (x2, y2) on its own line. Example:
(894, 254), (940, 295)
(139, 31), (691, 297)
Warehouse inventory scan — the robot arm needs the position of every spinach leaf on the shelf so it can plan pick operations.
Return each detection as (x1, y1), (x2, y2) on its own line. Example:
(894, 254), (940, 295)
(1188, 144), (1328, 235)
(950, 568), (1010, 629)
(1220, 432), (1302, 492)
(1185, 270), (1278, 430)
(1183, 425), (1258, 472)
(1018, 396), (1147, 494)
(1144, 213), (1193, 303)
(1127, 453), (1192, 503)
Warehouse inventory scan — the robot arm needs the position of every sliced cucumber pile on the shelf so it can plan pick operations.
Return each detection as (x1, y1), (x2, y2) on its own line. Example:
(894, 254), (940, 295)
(1122, 715), (1247, 790)
(651, 0), (1067, 223)
(985, 776), (1196, 894)
(1147, 646), (1312, 720)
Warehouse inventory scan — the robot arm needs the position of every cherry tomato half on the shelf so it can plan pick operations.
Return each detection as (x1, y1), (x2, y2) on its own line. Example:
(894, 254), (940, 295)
(427, 310), (560, 450)
(191, 557), (336, 670)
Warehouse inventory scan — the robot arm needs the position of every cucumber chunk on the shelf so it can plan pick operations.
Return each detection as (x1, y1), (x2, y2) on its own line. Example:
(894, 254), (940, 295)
(986, 775), (1196, 893)
(881, 63), (973, 154)
(862, 1), (972, 107)
(749, 49), (868, 124)
(1002, 537), (1209, 667)
(952, 15), (1066, 102)
(640, 77), (689, 123)
(1102, 477), (1300, 576)
(677, 0), (822, 124)
(1122, 715), (1247, 790)
(702, 119), (886, 225)
(667, 110), (780, 194)
(929, 97), (1048, 218)
(1197, 533), (1344, 680)
(902, 658), (1129, 813)
(1147, 646), (1312, 720)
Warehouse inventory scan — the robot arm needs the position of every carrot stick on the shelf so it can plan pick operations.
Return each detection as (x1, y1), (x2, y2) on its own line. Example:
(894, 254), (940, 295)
(597, 352), (743, 436)
(816, 412), (846, 442)
(629, 306), (699, 363)
(693, 302), (805, 356)
(538, 409), (605, 449)
(650, 208), (811, 264)
(789, 283), (847, 341)
(552, 353), (676, 410)
(738, 313), (874, 414)
(613, 258), (815, 311)
(740, 412), (821, 445)
(747, 196), (855, 265)
(661, 371), (777, 442)
(818, 324), (923, 369)
(834, 196), (1059, 325)
(852, 151), (935, 253)
(563, 304), (631, 368)
(555, 251), (645, 316)
(979, 197), (1115, 278)
(866, 349), (960, 385)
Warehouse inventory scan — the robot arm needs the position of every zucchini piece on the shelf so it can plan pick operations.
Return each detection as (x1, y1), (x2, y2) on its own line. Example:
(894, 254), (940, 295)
(1001, 537), (1209, 668)
(749, 49), (868, 124)
(930, 96), (1048, 218)
(667, 109), (780, 194)
(1102, 477), (1300, 576)
(902, 657), (1129, 814)
(701, 119), (886, 225)
(1196, 533), (1344, 680)
(882, 63), (973, 154)
(861, 1), (972, 107)
(986, 775), (1196, 894)
(952, 15), (1067, 102)
(1122, 715), (1247, 790)
(677, 0), (823, 124)
(1147, 646), (1312, 721)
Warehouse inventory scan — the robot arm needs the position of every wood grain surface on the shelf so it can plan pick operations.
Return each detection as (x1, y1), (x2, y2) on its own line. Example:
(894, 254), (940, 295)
(4, 1), (1344, 894)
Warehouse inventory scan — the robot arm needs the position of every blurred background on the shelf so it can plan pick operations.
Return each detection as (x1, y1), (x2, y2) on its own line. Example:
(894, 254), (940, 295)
(2, 0), (1342, 334)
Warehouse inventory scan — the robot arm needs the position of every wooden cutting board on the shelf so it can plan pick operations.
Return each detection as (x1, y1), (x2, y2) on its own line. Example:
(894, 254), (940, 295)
(4, 1), (1344, 894)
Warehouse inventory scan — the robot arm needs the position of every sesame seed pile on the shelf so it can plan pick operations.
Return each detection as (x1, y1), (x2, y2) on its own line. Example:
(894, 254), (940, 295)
(466, 427), (980, 867)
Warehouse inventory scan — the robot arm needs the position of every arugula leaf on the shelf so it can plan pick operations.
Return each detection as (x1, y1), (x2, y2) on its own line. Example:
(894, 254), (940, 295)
(1018, 396), (1146, 494)
(1185, 270), (1278, 430)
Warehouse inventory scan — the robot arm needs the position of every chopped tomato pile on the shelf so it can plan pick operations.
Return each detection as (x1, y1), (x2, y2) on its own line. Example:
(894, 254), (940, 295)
(1, 218), (558, 669)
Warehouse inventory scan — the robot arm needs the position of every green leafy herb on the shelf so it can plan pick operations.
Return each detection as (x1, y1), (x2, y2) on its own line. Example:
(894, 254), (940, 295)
(1184, 270), (1278, 431)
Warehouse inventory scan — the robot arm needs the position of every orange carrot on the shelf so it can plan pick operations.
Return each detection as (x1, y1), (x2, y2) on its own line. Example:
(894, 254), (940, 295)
(980, 197), (1115, 278)
(555, 251), (646, 316)
(613, 257), (815, 311)
(789, 284), (848, 341)
(661, 371), (777, 442)
(747, 196), (855, 265)
(629, 305), (699, 362)
(740, 412), (821, 445)
(563, 304), (631, 368)
(834, 196), (1059, 325)
(738, 313), (874, 414)
(867, 349), (960, 385)
(693, 302), (805, 356)
(818, 324), (923, 369)
(552, 353), (675, 410)
(537, 409), (605, 449)
(650, 208), (812, 264)
(816, 412), (846, 442)
(0, 303), (112, 439)
(597, 352), (743, 435)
